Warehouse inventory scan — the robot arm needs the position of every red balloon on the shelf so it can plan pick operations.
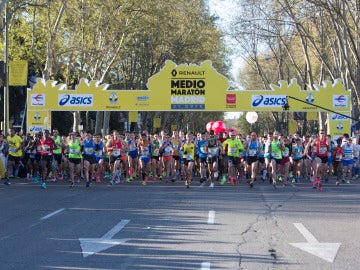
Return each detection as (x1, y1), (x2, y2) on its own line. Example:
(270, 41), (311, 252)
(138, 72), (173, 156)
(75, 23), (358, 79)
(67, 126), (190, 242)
(212, 121), (226, 134)
(206, 121), (214, 132)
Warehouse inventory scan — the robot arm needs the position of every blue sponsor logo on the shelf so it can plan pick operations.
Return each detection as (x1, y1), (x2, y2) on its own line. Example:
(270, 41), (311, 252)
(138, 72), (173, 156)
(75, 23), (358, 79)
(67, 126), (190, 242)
(58, 94), (93, 106)
(332, 114), (348, 120)
(29, 126), (45, 132)
(137, 95), (149, 101)
(252, 95), (286, 107)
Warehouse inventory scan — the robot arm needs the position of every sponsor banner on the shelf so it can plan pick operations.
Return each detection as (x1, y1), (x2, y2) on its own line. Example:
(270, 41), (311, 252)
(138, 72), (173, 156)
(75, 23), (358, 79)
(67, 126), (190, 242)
(27, 61), (350, 114)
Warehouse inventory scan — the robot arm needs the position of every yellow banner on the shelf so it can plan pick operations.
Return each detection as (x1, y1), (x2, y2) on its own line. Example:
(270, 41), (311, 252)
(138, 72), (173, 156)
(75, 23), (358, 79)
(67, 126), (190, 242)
(27, 110), (51, 133)
(329, 112), (351, 139)
(27, 62), (350, 113)
(171, 125), (177, 132)
(26, 61), (352, 138)
(153, 117), (161, 128)
(288, 121), (297, 134)
(307, 112), (318, 121)
(128, 111), (138, 122)
(9, 60), (28, 86)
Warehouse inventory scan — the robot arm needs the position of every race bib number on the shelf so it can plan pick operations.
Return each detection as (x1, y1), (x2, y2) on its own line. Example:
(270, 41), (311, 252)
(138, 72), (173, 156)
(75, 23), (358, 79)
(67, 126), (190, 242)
(84, 147), (94, 155)
(248, 149), (257, 157)
(229, 148), (237, 154)
(319, 146), (327, 155)
(95, 150), (103, 157)
(112, 149), (121, 156)
(70, 148), (79, 154)
(209, 147), (218, 156)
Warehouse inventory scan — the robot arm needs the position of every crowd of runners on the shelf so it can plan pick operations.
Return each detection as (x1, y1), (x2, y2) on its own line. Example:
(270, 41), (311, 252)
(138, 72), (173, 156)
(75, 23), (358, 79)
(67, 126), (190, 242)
(0, 127), (359, 190)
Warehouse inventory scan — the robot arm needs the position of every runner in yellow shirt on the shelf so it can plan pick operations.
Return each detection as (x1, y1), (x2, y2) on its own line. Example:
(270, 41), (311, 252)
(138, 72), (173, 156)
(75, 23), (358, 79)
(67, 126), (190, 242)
(6, 128), (23, 183)
(222, 131), (244, 185)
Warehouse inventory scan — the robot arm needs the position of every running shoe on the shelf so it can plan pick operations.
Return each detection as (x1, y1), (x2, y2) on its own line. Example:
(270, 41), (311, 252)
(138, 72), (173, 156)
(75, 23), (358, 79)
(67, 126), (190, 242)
(69, 182), (75, 187)
(318, 183), (323, 191)
(209, 182), (214, 188)
(345, 180), (351, 184)
(336, 181), (340, 186)
(86, 181), (91, 188)
(58, 173), (64, 181)
(40, 182), (47, 189)
(185, 180), (190, 188)
(220, 175), (227, 185)
(4, 179), (10, 185)
(141, 180), (147, 186)
(247, 179), (254, 188)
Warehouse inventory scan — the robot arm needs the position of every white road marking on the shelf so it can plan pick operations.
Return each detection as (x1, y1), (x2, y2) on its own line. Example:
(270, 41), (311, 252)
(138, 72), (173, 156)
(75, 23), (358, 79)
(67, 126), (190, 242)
(290, 223), (341, 263)
(207, 210), (215, 224)
(201, 262), (211, 269)
(79, 219), (130, 258)
(40, 208), (65, 220)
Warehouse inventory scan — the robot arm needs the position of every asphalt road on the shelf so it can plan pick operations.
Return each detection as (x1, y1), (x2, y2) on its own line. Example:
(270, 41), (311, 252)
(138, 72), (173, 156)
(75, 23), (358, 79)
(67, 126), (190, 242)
(0, 177), (359, 270)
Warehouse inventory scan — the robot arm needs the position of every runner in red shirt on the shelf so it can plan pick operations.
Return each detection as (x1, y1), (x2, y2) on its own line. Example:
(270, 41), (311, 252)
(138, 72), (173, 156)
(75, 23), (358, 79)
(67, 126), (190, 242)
(40, 130), (56, 188)
(312, 129), (329, 190)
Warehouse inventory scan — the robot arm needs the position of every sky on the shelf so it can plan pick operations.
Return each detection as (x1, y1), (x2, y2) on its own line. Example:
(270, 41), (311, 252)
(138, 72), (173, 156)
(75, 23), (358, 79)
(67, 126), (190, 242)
(207, 0), (242, 119)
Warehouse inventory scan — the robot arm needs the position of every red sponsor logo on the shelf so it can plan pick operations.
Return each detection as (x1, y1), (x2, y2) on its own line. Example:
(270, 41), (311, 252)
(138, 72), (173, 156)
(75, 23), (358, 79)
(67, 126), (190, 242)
(226, 94), (236, 104)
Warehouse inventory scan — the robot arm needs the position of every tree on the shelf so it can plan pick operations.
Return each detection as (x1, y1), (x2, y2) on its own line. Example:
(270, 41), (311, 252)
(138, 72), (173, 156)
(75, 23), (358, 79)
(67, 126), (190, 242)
(0, 0), (229, 134)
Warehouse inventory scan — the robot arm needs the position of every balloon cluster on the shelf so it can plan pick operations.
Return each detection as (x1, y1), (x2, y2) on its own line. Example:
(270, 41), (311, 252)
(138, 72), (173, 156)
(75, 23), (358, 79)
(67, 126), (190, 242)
(206, 121), (228, 134)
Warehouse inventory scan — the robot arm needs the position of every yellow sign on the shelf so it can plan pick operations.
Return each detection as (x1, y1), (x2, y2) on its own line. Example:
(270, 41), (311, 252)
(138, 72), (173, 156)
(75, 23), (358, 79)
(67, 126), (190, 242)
(27, 110), (51, 133)
(128, 111), (138, 122)
(307, 112), (318, 121)
(288, 121), (297, 134)
(153, 117), (161, 128)
(171, 125), (177, 132)
(9, 60), (28, 86)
